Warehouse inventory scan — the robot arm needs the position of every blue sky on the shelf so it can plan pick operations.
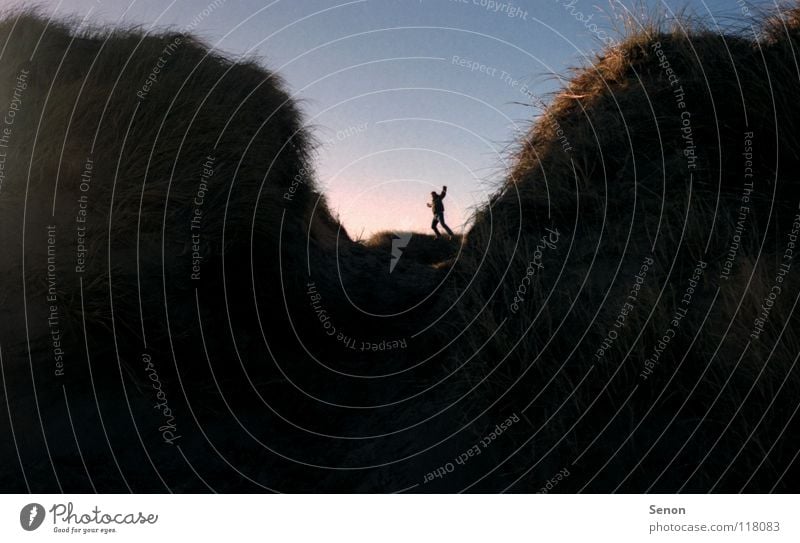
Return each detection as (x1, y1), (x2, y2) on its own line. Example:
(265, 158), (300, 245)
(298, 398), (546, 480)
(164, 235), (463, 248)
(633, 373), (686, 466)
(17, 0), (779, 236)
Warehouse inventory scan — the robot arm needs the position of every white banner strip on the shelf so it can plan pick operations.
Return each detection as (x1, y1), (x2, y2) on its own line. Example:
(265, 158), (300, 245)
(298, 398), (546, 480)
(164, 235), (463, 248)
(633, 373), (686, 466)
(1, 494), (797, 542)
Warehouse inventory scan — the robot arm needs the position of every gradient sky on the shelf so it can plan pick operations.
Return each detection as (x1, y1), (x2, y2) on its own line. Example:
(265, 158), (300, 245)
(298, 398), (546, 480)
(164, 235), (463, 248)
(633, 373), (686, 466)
(11, 0), (779, 236)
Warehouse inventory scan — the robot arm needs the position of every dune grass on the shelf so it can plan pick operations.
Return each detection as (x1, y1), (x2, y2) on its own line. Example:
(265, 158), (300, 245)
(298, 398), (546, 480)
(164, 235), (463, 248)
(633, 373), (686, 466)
(1, 5), (800, 492)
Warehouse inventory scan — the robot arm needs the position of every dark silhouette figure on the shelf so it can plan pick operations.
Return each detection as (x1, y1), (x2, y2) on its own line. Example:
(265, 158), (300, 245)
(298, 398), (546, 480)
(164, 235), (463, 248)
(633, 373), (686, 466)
(427, 185), (454, 238)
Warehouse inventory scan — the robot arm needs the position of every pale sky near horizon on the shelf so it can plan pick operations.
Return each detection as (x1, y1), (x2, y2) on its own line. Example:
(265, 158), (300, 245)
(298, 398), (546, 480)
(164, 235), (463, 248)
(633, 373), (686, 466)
(6, 0), (780, 236)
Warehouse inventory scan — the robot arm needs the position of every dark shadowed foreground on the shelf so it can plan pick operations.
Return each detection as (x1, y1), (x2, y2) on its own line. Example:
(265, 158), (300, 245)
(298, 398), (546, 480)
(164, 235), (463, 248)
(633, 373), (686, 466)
(1, 9), (799, 492)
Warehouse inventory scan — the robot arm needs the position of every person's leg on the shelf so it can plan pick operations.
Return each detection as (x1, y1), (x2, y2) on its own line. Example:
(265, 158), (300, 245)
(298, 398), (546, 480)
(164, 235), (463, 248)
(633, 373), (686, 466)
(431, 216), (441, 237)
(439, 214), (454, 236)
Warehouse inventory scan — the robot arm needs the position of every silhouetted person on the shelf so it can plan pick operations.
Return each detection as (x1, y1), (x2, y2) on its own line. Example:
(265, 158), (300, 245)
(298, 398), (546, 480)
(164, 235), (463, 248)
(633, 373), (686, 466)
(427, 185), (454, 238)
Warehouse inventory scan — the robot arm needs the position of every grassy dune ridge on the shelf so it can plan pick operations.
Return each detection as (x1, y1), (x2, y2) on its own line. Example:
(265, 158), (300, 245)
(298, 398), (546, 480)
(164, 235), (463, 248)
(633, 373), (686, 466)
(449, 8), (800, 491)
(0, 6), (798, 492)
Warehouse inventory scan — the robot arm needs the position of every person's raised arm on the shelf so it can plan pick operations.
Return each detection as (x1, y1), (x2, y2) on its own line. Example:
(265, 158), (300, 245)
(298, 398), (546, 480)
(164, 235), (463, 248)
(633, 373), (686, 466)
(441, 185), (447, 199)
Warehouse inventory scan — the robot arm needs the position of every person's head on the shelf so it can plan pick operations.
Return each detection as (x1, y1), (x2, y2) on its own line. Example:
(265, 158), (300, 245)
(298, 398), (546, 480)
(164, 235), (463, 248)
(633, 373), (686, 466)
(431, 191), (437, 197)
